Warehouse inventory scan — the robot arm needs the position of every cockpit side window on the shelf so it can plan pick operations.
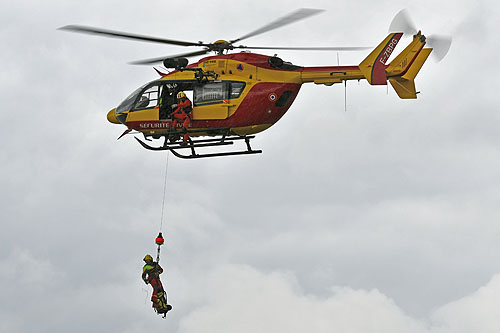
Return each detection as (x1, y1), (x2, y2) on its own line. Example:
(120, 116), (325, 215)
(132, 83), (162, 110)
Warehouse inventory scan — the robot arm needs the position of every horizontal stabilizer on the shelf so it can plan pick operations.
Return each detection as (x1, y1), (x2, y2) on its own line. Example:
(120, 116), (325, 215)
(389, 78), (417, 99)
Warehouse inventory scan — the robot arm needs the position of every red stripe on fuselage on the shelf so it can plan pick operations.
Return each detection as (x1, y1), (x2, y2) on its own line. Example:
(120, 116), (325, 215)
(194, 53), (300, 71)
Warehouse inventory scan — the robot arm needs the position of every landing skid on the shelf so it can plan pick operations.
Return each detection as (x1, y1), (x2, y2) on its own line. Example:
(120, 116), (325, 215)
(135, 133), (262, 159)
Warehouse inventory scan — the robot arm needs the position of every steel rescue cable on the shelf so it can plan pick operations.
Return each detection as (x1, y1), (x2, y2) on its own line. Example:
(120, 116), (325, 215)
(159, 151), (170, 232)
(156, 151), (170, 263)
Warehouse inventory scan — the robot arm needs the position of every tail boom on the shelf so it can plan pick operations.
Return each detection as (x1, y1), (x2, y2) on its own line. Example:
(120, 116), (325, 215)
(298, 32), (432, 99)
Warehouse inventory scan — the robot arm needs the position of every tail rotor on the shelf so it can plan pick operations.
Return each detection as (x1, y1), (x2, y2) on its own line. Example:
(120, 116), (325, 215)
(389, 9), (452, 62)
(426, 34), (452, 62)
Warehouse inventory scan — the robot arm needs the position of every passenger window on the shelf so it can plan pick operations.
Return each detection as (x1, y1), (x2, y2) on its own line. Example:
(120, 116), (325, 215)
(194, 82), (228, 106)
(230, 82), (246, 99)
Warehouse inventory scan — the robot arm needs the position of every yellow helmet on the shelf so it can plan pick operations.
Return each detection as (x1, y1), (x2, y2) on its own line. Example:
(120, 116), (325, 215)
(177, 91), (186, 99)
(144, 254), (153, 263)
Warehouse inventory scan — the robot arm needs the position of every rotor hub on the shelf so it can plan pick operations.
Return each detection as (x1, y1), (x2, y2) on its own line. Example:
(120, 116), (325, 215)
(211, 40), (234, 54)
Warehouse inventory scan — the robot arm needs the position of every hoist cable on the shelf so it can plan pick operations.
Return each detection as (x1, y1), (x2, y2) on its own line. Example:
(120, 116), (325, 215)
(159, 151), (170, 232)
(157, 151), (170, 263)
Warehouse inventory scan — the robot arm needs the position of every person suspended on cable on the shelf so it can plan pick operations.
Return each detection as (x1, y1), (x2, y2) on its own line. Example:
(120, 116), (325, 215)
(142, 254), (163, 284)
(170, 91), (192, 143)
(142, 254), (172, 316)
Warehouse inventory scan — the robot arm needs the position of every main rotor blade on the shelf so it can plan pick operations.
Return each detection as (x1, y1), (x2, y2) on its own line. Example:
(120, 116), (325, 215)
(230, 8), (325, 44)
(59, 25), (205, 47)
(129, 49), (211, 65)
(234, 45), (371, 51)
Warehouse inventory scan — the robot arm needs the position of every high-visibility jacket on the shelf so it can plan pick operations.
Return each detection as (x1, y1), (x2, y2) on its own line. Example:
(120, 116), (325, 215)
(142, 262), (163, 283)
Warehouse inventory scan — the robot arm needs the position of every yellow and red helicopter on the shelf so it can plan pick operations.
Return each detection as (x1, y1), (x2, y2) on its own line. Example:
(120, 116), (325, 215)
(60, 9), (450, 159)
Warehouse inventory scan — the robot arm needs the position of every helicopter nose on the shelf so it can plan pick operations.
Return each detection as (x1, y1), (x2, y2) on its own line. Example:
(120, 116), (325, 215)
(107, 108), (120, 124)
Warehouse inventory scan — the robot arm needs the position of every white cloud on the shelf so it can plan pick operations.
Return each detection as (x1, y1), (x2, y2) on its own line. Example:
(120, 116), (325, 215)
(177, 264), (500, 333)
(178, 264), (423, 333)
(0, 249), (63, 293)
(431, 275), (500, 333)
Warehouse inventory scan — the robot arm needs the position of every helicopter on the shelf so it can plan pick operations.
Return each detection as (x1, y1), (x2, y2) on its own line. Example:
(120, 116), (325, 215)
(60, 9), (450, 159)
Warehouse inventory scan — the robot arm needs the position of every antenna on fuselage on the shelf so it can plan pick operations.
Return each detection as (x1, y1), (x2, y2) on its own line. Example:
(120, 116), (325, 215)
(344, 80), (347, 112)
(338, 52), (347, 112)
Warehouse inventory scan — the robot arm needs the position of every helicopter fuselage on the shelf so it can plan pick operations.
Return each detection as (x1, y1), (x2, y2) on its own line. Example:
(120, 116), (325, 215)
(107, 52), (364, 138)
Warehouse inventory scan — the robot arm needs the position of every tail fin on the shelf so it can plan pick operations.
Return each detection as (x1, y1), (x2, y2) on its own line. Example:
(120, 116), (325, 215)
(359, 33), (403, 85)
(387, 32), (432, 99)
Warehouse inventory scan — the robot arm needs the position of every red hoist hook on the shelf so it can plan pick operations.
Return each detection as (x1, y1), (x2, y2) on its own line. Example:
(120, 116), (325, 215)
(155, 232), (164, 263)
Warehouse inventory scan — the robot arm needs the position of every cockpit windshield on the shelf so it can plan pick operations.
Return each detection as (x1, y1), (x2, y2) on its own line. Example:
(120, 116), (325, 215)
(115, 82), (151, 114)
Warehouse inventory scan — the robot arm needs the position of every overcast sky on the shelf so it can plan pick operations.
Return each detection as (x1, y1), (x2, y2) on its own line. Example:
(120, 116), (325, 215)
(2, 0), (500, 332)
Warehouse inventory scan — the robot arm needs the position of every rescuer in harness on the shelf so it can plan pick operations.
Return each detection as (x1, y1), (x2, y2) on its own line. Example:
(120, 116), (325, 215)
(142, 254), (172, 316)
(170, 91), (193, 143)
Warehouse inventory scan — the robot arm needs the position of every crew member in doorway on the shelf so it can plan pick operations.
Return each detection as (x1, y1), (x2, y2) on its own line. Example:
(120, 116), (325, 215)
(159, 85), (175, 120)
(170, 91), (193, 143)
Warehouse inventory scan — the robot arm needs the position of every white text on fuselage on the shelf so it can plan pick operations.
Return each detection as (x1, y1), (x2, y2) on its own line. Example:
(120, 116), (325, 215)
(379, 38), (399, 64)
(138, 122), (189, 129)
(139, 122), (170, 129)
